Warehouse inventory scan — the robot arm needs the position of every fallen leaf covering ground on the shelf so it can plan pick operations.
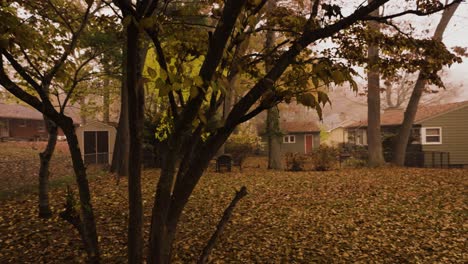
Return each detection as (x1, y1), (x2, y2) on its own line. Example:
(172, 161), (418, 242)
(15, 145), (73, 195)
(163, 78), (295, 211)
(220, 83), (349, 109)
(0, 160), (466, 263)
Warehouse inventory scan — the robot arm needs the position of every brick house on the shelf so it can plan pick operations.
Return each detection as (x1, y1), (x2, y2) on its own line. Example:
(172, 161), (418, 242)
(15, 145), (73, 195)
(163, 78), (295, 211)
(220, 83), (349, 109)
(0, 103), (78, 140)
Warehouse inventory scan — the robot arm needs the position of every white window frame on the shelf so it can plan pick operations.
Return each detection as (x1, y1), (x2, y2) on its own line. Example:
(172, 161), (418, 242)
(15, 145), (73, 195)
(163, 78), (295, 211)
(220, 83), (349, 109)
(283, 135), (296, 144)
(421, 127), (442, 145)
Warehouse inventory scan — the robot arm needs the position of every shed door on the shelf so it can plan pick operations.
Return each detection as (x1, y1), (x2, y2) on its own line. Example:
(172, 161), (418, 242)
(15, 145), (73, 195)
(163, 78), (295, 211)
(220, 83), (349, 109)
(305, 134), (314, 154)
(84, 131), (109, 164)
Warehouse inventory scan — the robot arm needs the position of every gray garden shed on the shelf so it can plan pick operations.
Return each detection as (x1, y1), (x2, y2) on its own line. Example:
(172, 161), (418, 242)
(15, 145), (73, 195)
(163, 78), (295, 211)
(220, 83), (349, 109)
(76, 121), (116, 165)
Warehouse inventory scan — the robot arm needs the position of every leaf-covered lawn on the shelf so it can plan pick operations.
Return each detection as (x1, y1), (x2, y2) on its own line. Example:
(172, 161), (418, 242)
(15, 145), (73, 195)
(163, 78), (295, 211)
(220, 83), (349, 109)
(0, 167), (466, 263)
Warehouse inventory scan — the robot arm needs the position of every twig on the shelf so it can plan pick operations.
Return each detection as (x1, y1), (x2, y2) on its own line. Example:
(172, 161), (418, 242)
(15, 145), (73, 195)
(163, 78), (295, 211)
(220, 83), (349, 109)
(197, 186), (248, 264)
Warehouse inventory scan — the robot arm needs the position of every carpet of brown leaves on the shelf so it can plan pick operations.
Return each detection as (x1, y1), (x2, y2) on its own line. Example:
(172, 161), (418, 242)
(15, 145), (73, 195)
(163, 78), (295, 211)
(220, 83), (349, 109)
(0, 163), (466, 263)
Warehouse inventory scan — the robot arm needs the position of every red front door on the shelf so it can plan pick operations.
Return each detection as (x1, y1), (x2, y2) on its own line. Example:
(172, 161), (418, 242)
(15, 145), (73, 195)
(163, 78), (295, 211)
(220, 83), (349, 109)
(305, 134), (313, 154)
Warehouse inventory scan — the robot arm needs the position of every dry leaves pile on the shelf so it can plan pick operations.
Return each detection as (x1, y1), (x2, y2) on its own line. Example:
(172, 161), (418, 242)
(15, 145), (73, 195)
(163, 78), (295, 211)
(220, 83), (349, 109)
(0, 164), (466, 263)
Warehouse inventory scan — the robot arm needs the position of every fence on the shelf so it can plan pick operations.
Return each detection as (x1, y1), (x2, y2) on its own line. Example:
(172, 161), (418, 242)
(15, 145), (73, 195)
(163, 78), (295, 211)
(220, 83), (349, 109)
(405, 151), (451, 168)
(0, 156), (74, 194)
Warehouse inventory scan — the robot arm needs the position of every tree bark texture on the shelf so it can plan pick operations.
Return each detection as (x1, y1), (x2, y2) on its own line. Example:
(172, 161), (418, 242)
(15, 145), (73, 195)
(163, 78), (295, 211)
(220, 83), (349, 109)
(126, 20), (144, 264)
(38, 118), (58, 218)
(103, 77), (110, 123)
(61, 119), (100, 263)
(366, 0), (385, 167)
(110, 43), (129, 177)
(265, 0), (283, 170)
(267, 106), (283, 169)
(392, 2), (460, 166)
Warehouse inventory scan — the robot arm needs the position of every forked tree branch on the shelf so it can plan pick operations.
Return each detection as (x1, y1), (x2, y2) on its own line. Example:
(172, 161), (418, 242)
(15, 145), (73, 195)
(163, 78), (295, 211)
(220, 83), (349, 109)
(43, 1), (93, 84)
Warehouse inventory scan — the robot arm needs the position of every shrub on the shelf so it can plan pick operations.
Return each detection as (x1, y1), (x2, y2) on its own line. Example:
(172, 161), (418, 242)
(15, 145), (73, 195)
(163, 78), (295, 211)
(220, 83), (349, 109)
(310, 146), (339, 171)
(285, 152), (307, 171)
(225, 123), (262, 170)
(342, 157), (367, 168)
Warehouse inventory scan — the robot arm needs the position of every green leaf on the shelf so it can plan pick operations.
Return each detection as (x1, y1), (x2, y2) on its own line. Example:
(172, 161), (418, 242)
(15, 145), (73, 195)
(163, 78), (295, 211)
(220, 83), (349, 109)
(159, 84), (171, 97)
(190, 87), (199, 98)
(331, 70), (345, 83)
(183, 78), (192, 88)
(147, 67), (157, 78)
(122, 16), (132, 27)
(160, 68), (168, 82)
(155, 77), (165, 88)
(199, 113), (207, 125)
(193, 76), (203, 86)
(298, 93), (316, 108)
(317, 91), (330, 106)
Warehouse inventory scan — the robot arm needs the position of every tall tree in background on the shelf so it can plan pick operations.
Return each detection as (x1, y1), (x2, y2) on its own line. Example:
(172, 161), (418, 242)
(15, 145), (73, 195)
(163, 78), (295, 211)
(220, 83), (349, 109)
(392, 1), (461, 166)
(265, 0), (283, 170)
(366, 0), (385, 167)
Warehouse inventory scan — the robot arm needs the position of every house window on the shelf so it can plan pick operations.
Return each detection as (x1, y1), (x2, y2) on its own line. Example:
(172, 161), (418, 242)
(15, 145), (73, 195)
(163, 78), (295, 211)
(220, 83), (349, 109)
(422, 127), (442, 144)
(410, 128), (421, 144)
(283, 135), (295, 143)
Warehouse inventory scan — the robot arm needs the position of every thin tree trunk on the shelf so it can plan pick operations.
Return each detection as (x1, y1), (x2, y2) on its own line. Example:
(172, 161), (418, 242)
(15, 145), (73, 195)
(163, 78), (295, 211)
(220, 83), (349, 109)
(38, 118), (58, 218)
(392, 2), (460, 166)
(267, 106), (283, 169)
(385, 81), (394, 108)
(366, 0), (385, 167)
(111, 44), (129, 177)
(265, 0), (283, 170)
(103, 78), (110, 123)
(61, 119), (100, 263)
(148, 145), (179, 264)
(126, 21), (144, 264)
(79, 97), (87, 125)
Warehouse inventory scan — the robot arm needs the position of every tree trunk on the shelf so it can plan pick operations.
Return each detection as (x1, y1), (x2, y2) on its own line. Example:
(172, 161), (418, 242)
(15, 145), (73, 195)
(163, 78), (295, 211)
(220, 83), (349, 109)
(110, 43), (129, 177)
(392, 2), (460, 166)
(79, 97), (87, 125)
(366, 0), (385, 167)
(103, 77), (110, 123)
(126, 20), (144, 264)
(267, 106), (283, 169)
(265, 0), (283, 170)
(38, 118), (58, 218)
(61, 118), (100, 263)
